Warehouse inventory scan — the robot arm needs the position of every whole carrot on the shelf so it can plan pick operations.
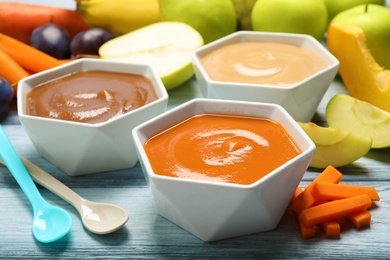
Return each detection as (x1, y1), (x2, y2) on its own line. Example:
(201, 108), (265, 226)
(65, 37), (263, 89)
(0, 33), (63, 73)
(0, 49), (29, 96)
(0, 2), (90, 44)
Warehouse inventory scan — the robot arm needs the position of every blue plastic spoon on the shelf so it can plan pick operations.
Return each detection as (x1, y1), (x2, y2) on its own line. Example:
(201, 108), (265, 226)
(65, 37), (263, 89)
(0, 125), (72, 243)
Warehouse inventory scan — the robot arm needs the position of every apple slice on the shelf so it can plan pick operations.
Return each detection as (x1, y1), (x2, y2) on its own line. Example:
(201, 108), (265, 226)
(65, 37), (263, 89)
(99, 21), (204, 90)
(298, 122), (372, 169)
(326, 94), (390, 148)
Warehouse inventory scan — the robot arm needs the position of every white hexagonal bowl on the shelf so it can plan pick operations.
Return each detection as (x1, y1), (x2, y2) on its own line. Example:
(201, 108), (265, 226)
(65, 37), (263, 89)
(191, 31), (339, 122)
(132, 98), (315, 242)
(17, 58), (168, 176)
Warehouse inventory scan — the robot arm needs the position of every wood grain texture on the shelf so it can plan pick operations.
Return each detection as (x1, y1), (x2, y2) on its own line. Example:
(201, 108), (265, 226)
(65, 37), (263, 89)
(0, 77), (389, 259)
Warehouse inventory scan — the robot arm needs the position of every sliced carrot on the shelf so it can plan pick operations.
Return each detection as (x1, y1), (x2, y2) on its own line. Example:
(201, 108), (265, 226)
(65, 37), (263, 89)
(312, 182), (380, 201)
(0, 48), (29, 95)
(299, 222), (316, 240)
(290, 186), (316, 239)
(299, 194), (372, 227)
(346, 210), (371, 229)
(291, 186), (303, 205)
(0, 2), (90, 44)
(320, 220), (340, 237)
(0, 33), (63, 73)
(292, 165), (342, 214)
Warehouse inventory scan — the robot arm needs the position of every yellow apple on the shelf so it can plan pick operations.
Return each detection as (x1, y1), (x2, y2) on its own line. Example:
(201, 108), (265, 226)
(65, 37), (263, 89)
(159, 0), (237, 44)
(298, 122), (372, 169)
(323, 0), (385, 23)
(251, 0), (328, 41)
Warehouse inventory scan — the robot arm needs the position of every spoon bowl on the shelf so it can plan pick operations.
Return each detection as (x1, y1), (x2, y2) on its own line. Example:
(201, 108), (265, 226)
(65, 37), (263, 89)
(0, 125), (72, 243)
(32, 202), (73, 243)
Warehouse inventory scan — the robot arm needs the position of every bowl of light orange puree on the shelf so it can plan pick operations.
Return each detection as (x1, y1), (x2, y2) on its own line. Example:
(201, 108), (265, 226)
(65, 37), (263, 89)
(191, 31), (339, 122)
(132, 98), (315, 242)
(18, 58), (168, 176)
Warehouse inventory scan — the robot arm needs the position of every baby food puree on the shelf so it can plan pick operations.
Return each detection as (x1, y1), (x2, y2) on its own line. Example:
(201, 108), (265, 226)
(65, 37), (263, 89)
(26, 70), (158, 124)
(144, 114), (301, 185)
(200, 42), (328, 86)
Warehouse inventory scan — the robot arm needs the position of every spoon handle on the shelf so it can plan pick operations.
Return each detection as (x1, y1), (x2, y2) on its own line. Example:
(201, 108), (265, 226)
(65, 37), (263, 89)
(19, 157), (85, 213)
(0, 125), (44, 212)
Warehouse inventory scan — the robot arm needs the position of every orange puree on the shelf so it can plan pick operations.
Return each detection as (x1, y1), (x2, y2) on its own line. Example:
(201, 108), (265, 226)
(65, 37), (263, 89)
(144, 114), (301, 185)
(26, 70), (157, 124)
(200, 42), (328, 86)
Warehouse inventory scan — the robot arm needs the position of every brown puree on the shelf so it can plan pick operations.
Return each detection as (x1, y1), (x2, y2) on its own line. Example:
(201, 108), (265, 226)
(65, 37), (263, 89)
(26, 70), (158, 124)
(200, 42), (328, 86)
(144, 114), (301, 185)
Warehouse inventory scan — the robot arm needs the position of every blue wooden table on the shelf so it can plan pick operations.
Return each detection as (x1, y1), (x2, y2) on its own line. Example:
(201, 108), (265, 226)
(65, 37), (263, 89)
(1, 76), (389, 259)
(1, 0), (390, 257)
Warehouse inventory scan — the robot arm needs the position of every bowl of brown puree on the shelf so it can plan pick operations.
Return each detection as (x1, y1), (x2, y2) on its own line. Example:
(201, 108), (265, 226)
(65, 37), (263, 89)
(191, 31), (339, 122)
(18, 58), (168, 176)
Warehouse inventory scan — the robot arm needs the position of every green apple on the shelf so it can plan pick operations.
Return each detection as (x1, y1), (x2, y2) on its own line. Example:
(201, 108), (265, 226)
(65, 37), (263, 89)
(159, 0), (237, 44)
(230, 0), (257, 30)
(331, 4), (390, 70)
(298, 122), (372, 169)
(324, 0), (385, 23)
(99, 22), (203, 91)
(326, 94), (390, 148)
(251, 0), (328, 41)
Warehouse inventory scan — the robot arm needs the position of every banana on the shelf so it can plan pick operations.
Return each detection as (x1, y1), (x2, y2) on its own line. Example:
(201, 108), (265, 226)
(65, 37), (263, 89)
(76, 0), (161, 35)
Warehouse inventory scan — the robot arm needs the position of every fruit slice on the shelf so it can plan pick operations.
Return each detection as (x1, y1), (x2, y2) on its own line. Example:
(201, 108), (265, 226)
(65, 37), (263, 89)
(326, 22), (390, 113)
(326, 94), (390, 148)
(99, 21), (204, 90)
(298, 122), (372, 168)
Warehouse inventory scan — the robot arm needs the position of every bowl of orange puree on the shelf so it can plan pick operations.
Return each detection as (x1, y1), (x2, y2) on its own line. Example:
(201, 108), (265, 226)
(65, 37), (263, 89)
(18, 58), (168, 176)
(191, 31), (339, 122)
(132, 98), (315, 242)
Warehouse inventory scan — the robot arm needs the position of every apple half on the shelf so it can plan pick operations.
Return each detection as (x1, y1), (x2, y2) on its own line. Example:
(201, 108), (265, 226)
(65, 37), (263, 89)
(326, 94), (390, 148)
(99, 22), (204, 90)
(298, 122), (372, 169)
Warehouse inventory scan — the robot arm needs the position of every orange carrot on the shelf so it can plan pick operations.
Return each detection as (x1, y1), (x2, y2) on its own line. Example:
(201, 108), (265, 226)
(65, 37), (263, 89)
(0, 2), (90, 44)
(312, 182), (380, 202)
(291, 186), (303, 205)
(292, 165), (342, 214)
(346, 210), (371, 229)
(320, 220), (340, 237)
(0, 33), (63, 73)
(0, 48), (29, 95)
(299, 221), (316, 240)
(299, 194), (372, 227)
(291, 186), (316, 239)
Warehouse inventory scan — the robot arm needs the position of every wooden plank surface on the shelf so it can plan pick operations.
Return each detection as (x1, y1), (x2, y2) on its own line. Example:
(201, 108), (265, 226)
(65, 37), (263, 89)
(0, 76), (389, 259)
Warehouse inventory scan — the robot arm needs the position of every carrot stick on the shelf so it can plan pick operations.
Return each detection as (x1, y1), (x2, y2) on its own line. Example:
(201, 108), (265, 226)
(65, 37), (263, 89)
(0, 2), (90, 44)
(292, 165), (342, 214)
(0, 33), (63, 73)
(299, 221), (316, 240)
(320, 220), (340, 237)
(291, 186), (303, 205)
(291, 186), (316, 239)
(299, 194), (372, 227)
(0, 48), (29, 95)
(312, 182), (380, 201)
(346, 210), (371, 229)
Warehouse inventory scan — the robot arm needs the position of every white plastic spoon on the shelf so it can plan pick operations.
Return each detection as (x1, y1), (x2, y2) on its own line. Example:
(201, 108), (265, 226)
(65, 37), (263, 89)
(1, 157), (129, 235)
(0, 125), (72, 243)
